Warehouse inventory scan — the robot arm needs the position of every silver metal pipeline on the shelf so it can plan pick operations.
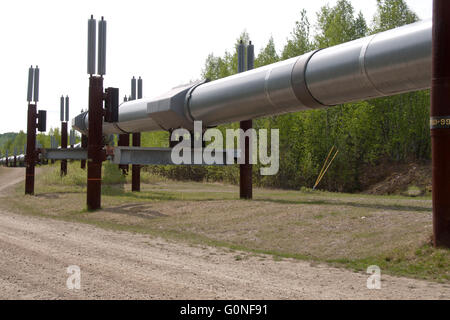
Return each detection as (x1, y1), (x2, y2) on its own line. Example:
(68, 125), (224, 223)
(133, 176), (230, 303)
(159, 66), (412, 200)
(0, 154), (25, 165)
(72, 19), (432, 135)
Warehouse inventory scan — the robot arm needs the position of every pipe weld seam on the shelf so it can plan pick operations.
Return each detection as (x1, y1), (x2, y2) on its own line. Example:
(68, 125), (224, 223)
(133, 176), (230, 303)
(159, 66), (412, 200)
(359, 34), (386, 97)
(291, 50), (327, 109)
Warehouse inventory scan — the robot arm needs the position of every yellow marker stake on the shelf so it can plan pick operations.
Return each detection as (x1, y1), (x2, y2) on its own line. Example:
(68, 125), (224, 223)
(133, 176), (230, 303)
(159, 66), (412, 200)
(315, 149), (339, 189)
(314, 146), (335, 189)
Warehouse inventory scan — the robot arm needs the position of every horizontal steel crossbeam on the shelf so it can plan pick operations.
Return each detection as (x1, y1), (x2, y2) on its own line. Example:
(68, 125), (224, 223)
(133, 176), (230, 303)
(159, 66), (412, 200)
(41, 148), (88, 160)
(112, 147), (239, 166)
(41, 147), (240, 165)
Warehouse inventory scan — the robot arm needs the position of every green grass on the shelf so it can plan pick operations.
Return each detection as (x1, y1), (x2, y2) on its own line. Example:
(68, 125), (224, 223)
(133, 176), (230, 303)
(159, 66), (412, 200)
(331, 245), (450, 283)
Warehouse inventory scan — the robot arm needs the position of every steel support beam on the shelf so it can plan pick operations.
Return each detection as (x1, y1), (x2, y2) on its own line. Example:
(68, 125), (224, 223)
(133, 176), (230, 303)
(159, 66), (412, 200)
(118, 134), (129, 174)
(132, 133), (141, 192)
(42, 148), (88, 160)
(87, 76), (104, 210)
(61, 122), (68, 176)
(240, 41), (254, 200)
(431, 0), (450, 247)
(112, 147), (239, 166)
(25, 104), (37, 195)
(240, 119), (253, 199)
(81, 134), (88, 169)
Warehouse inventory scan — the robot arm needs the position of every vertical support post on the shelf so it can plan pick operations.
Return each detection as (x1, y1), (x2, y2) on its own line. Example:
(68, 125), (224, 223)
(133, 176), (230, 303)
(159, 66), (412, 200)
(132, 76), (141, 192)
(431, 0), (450, 247)
(118, 134), (129, 174)
(13, 148), (17, 167)
(50, 136), (55, 164)
(70, 130), (75, 148)
(25, 104), (37, 195)
(239, 40), (253, 200)
(61, 122), (68, 176)
(132, 133), (141, 192)
(87, 76), (104, 210)
(81, 134), (88, 169)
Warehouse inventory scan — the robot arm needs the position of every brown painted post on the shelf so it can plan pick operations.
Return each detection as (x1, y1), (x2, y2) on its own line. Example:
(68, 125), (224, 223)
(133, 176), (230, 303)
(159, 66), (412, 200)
(81, 134), (88, 169)
(431, 0), (450, 247)
(240, 119), (253, 199)
(25, 104), (37, 195)
(13, 155), (17, 167)
(61, 122), (68, 176)
(130, 76), (141, 192)
(132, 133), (141, 192)
(239, 41), (254, 199)
(87, 76), (104, 210)
(118, 134), (129, 174)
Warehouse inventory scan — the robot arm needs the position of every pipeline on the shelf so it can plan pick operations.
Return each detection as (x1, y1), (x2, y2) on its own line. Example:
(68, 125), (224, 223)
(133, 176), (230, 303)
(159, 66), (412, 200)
(0, 142), (82, 167)
(72, 19), (431, 135)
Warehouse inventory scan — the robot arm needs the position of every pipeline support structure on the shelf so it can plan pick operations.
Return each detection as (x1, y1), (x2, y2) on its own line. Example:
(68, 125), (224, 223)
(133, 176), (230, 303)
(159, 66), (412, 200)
(70, 16), (450, 247)
(431, 0), (450, 247)
(25, 103), (37, 195)
(61, 122), (68, 176)
(87, 76), (104, 210)
(239, 41), (254, 200)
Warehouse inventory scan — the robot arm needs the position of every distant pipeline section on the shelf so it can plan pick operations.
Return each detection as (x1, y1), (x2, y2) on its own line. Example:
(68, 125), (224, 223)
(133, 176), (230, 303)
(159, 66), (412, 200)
(72, 20), (432, 136)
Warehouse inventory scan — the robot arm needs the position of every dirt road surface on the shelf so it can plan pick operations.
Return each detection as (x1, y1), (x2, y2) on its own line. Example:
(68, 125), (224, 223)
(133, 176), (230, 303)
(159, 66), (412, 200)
(0, 168), (449, 299)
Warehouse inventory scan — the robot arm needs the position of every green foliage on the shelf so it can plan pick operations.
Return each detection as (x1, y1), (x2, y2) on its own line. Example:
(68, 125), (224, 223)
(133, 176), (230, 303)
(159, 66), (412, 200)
(41, 161), (127, 187)
(0, 132), (18, 156)
(1, 127), (79, 157)
(141, 131), (169, 148)
(315, 0), (368, 48)
(41, 162), (87, 187)
(255, 37), (279, 68)
(103, 161), (126, 185)
(202, 52), (235, 81)
(372, 0), (419, 33)
(281, 9), (313, 59)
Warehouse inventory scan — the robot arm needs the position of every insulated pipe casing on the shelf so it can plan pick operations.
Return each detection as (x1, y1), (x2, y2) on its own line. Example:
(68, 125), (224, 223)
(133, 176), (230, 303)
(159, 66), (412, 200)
(72, 20), (432, 136)
(188, 56), (311, 126)
(188, 20), (431, 126)
(306, 20), (431, 105)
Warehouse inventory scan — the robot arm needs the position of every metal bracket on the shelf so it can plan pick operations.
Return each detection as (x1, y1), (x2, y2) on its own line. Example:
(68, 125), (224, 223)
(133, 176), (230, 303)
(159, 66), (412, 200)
(41, 146), (240, 166)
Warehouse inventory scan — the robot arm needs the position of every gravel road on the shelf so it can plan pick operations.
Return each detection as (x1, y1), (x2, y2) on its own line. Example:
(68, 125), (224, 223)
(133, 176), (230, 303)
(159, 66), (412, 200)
(0, 168), (449, 299)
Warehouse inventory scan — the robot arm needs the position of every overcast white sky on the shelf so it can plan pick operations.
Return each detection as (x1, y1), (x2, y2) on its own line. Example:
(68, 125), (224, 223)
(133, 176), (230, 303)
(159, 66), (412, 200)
(0, 0), (432, 134)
